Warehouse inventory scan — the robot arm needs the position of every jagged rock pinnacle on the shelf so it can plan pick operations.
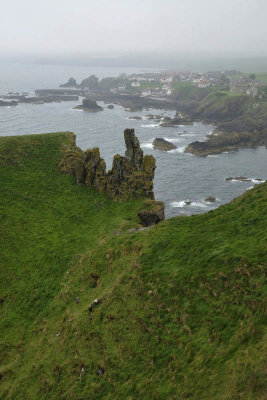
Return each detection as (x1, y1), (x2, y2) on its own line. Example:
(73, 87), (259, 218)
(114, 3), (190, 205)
(124, 128), (144, 170)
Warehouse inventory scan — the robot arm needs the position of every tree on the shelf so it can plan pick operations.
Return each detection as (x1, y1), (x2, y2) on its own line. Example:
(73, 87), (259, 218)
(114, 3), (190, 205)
(249, 73), (256, 80)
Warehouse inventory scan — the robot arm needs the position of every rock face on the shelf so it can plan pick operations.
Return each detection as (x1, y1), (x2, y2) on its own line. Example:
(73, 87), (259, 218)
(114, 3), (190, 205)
(74, 99), (103, 112)
(124, 129), (144, 170)
(138, 200), (165, 226)
(59, 77), (78, 88)
(59, 130), (164, 217)
(153, 138), (177, 151)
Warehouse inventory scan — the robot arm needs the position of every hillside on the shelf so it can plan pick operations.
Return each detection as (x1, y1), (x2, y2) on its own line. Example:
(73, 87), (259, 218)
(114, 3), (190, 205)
(0, 133), (266, 399)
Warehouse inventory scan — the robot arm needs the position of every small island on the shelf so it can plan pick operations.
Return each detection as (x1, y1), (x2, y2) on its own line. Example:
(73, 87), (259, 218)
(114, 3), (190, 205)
(152, 138), (177, 151)
(74, 99), (103, 112)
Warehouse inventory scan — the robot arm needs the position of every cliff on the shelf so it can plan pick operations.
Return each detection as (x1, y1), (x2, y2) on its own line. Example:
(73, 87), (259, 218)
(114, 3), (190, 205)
(0, 132), (266, 400)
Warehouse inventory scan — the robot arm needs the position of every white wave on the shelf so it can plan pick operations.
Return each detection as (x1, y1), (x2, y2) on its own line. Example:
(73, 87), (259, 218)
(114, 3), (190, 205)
(163, 137), (182, 143)
(251, 178), (265, 184)
(207, 154), (219, 158)
(170, 201), (187, 208)
(71, 108), (83, 112)
(169, 146), (186, 154)
(227, 178), (265, 184)
(171, 200), (208, 208)
(178, 133), (195, 137)
(191, 202), (208, 208)
(141, 123), (160, 128)
(141, 142), (153, 149)
(247, 186), (254, 190)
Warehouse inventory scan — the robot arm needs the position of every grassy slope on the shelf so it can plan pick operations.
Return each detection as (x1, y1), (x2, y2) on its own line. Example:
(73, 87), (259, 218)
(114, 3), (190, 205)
(0, 133), (266, 399)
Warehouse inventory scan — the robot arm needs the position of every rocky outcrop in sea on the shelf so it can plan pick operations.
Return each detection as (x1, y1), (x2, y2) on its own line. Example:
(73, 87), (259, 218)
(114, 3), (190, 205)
(74, 99), (103, 112)
(153, 138), (177, 151)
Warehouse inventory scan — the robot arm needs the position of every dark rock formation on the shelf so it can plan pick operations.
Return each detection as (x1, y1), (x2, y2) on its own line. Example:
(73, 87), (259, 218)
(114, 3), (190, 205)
(225, 176), (252, 182)
(19, 95), (79, 104)
(124, 128), (144, 170)
(0, 100), (17, 106)
(74, 99), (103, 112)
(153, 138), (177, 151)
(138, 200), (165, 226)
(58, 144), (85, 184)
(205, 196), (216, 203)
(146, 114), (162, 120)
(59, 129), (161, 207)
(79, 75), (99, 90)
(160, 112), (193, 127)
(129, 116), (142, 120)
(107, 104), (114, 109)
(60, 77), (78, 88)
(36, 89), (84, 96)
(59, 129), (165, 224)
(185, 129), (267, 157)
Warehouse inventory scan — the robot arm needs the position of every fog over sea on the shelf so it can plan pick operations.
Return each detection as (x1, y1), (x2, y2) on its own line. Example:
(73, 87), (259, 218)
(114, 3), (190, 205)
(0, 62), (266, 218)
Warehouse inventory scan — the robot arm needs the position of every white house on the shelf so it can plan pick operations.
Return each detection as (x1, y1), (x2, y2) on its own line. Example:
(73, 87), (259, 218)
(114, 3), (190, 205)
(160, 76), (173, 83)
(131, 81), (140, 87)
(141, 90), (151, 96)
(246, 85), (258, 97)
(197, 80), (210, 88)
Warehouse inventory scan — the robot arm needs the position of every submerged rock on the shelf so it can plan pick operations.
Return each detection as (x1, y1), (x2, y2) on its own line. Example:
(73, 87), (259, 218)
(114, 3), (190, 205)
(129, 116), (142, 120)
(160, 113), (193, 127)
(146, 114), (162, 120)
(107, 104), (114, 109)
(205, 196), (216, 203)
(225, 176), (251, 182)
(153, 138), (177, 151)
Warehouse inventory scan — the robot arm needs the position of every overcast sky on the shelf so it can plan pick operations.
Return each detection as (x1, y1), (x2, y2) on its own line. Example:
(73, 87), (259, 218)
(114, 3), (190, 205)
(1, 0), (266, 57)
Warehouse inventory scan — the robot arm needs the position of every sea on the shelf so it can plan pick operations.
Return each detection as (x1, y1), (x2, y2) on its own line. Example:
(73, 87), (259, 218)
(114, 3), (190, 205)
(0, 62), (266, 218)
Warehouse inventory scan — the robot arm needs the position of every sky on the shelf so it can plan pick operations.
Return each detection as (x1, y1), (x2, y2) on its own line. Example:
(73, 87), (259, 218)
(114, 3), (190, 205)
(1, 0), (267, 58)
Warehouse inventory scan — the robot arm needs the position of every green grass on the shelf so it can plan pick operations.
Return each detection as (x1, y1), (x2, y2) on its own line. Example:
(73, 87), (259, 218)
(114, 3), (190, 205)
(0, 133), (266, 399)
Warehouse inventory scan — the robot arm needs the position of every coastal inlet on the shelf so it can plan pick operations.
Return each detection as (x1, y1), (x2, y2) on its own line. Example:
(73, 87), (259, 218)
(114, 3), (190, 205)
(0, 99), (266, 218)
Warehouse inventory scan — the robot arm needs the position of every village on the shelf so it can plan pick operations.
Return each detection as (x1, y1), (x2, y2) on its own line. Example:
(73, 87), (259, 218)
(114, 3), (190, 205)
(58, 69), (265, 101)
(109, 70), (263, 98)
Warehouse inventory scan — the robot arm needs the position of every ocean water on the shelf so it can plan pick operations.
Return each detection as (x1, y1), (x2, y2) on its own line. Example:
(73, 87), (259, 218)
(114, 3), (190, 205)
(0, 63), (266, 218)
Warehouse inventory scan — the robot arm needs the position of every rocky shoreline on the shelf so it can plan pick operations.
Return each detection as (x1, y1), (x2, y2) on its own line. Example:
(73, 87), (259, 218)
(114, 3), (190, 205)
(2, 81), (266, 157)
(86, 92), (266, 156)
